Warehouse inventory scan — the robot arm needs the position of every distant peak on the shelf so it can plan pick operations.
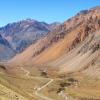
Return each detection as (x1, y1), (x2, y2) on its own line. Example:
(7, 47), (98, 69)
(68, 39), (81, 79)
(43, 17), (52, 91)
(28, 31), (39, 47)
(50, 22), (61, 26)
(90, 6), (100, 10)
(76, 10), (89, 16)
(25, 18), (37, 22)
(21, 18), (38, 24)
(76, 6), (100, 16)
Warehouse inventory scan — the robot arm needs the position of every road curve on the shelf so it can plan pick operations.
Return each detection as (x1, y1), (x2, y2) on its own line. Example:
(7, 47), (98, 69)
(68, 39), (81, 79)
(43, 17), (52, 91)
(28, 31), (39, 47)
(20, 67), (54, 100)
(35, 79), (54, 100)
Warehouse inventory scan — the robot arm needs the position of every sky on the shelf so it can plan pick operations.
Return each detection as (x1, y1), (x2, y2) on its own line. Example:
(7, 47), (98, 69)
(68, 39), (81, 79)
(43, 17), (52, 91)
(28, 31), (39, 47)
(0, 0), (100, 26)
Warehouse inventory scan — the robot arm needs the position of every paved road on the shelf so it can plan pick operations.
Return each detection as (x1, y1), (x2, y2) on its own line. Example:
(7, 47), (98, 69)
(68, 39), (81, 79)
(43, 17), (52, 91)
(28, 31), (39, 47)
(20, 67), (54, 100)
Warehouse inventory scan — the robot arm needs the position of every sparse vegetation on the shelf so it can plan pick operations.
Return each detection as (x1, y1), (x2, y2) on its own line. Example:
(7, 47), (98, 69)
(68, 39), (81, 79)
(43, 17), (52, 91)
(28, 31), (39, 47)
(92, 43), (100, 52)
(41, 71), (48, 77)
(67, 78), (78, 83)
(60, 82), (71, 87)
(0, 65), (6, 70)
(57, 87), (65, 93)
(56, 78), (79, 94)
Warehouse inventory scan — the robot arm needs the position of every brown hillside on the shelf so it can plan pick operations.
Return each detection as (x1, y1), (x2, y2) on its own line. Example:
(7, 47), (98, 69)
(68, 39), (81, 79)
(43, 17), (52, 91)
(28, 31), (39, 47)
(9, 7), (100, 75)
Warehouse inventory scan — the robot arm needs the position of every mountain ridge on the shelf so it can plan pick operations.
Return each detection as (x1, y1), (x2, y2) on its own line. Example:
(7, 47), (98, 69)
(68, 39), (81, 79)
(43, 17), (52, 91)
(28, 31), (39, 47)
(0, 19), (60, 60)
(0, 6), (100, 100)
(0, 19), (51, 53)
(9, 6), (100, 67)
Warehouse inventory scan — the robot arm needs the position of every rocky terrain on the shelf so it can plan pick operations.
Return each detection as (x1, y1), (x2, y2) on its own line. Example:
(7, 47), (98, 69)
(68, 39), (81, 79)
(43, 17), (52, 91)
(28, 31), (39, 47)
(0, 6), (100, 100)
(0, 34), (15, 60)
(0, 19), (60, 60)
(10, 7), (100, 69)
(0, 19), (50, 53)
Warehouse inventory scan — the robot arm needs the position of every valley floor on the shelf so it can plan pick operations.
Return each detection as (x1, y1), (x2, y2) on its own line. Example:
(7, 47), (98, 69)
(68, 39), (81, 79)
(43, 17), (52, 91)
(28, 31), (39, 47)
(0, 66), (100, 100)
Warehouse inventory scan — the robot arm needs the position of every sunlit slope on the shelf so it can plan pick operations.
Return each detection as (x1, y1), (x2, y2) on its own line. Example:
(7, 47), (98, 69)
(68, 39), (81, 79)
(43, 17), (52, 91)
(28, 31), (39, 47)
(9, 7), (100, 69)
(0, 83), (28, 100)
(32, 26), (84, 64)
(47, 31), (100, 78)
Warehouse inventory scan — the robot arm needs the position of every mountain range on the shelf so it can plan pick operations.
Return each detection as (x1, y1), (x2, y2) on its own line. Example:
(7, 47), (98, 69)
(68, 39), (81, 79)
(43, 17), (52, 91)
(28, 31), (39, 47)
(0, 6), (100, 100)
(0, 6), (99, 73)
(0, 19), (60, 60)
(9, 6), (100, 77)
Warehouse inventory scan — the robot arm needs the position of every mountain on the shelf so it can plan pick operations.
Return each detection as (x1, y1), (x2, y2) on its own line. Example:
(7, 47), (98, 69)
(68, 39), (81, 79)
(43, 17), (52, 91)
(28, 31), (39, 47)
(0, 6), (100, 100)
(49, 22), (61, 30)
(0, 19), (59, 53)
(0, 34), (15, 60)
(10, 7), (100, 70)
(31, 7), (100, 78)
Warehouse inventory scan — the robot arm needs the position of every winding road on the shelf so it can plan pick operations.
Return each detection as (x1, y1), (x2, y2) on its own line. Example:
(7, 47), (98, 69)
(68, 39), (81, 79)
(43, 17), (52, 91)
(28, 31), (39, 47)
(20, 67), (54, 100)
(35, 79), (54, 100)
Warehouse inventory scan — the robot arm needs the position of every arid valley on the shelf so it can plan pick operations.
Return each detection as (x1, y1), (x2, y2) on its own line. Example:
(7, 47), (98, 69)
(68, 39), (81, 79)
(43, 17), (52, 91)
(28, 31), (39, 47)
(0, 3), (100, 100)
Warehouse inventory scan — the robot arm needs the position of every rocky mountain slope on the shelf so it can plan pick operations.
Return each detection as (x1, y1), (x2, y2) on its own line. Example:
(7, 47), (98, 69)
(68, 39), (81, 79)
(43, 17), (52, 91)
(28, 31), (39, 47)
(0, 34), (15, 60)
(10, 7), (100, 74)
(0, 6), (100, 100)
(0, 19), (60, 53)
(0, 19), (60, 60)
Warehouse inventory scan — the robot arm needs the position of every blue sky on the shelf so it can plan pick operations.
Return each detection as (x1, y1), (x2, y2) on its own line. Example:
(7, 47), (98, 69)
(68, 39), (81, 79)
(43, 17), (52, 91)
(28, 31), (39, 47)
(0, 0), (100, 26)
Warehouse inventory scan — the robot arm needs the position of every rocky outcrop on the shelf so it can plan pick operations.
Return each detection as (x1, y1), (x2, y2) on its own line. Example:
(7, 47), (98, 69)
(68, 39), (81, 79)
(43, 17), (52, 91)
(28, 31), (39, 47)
(31, 6), (100, 58)
(0, 34), (15, 60)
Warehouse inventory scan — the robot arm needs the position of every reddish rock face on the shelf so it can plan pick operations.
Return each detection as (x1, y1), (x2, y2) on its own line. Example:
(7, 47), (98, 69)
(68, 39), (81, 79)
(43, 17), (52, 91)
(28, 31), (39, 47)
(9, 7), (100, 66)
(50, 7), (100, 53)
